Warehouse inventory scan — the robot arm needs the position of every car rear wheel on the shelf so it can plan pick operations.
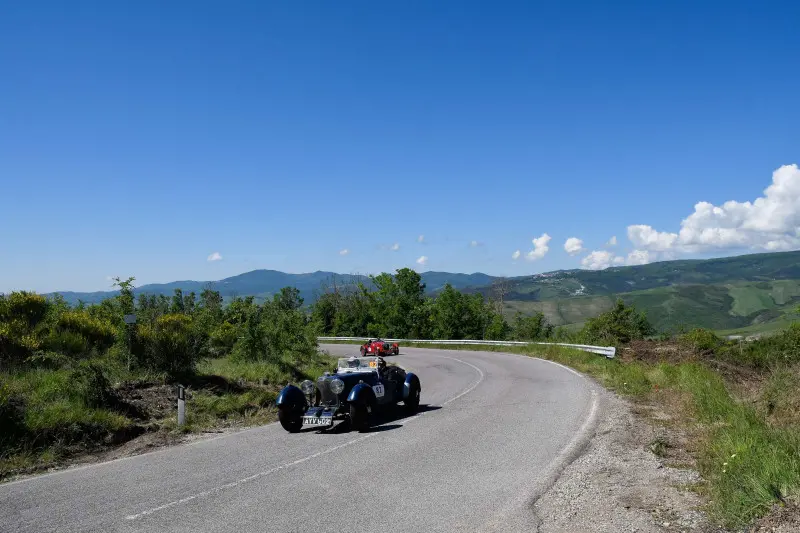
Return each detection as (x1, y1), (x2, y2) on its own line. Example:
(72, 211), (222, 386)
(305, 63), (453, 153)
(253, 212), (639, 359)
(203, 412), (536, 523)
(404, 381), (420, 413)
(349, 402), (370, 432)
(278, 406), (303, 433)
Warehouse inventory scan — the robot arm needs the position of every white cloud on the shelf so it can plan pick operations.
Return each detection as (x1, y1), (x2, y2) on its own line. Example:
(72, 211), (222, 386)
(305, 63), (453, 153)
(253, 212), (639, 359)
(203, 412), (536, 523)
(390, 243), (400, 251)
(628, 164), (800, 255)
(525, 233), (551, 261)
(416, 255), (428, 266)
(512, 250), (521, 260)
(470, 240), (483, 247)
(606, 236), (617, 247)
(626, 249), (652, 266)
(339, 249), (350, 256)
(207, 252), (222, 262)
(564, 237), (584, 256)
(417, 235), (425, 243)
(581, 250), (625, 270)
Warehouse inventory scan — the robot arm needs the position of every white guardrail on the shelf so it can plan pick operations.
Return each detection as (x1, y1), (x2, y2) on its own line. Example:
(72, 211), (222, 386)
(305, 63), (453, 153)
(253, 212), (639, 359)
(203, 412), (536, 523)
(317, 337), (616, 359)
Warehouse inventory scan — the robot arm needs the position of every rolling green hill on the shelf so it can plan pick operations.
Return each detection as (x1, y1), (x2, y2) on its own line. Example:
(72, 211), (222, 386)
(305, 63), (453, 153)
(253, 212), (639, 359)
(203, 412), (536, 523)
(501, 279), (800, 334)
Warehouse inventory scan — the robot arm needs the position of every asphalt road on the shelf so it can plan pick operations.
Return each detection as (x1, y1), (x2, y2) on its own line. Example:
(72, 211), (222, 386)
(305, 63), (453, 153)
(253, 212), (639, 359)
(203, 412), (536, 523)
(0, 346), (599, 533)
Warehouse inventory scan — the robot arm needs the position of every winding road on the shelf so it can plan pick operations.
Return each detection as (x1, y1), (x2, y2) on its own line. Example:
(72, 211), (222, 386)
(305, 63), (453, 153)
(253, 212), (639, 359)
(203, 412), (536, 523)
(0, 345), (600, 533)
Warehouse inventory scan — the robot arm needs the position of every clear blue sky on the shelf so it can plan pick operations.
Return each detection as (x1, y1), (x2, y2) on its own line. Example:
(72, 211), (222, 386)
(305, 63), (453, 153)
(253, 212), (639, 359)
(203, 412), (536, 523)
(2, 1), (799, 292)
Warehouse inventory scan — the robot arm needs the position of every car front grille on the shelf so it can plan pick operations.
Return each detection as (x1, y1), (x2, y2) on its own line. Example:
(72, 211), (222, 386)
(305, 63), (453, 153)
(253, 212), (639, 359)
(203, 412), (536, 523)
(317, 378), (339, 406)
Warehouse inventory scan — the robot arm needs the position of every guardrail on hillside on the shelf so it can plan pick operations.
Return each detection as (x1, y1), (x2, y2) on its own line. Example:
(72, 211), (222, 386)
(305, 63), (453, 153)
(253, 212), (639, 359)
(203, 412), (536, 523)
(317, 337), (616, 359)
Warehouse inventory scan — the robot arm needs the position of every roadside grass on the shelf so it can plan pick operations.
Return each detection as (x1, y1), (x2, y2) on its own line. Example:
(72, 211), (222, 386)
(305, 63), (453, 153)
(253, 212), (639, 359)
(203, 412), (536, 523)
(326, 339), (800, 528)
(0, 366), (135, 476)
(1, 350), (337, 479)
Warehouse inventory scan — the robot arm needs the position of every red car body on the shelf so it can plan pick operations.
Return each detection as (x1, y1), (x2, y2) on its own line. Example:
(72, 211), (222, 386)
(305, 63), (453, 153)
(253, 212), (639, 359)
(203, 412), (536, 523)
(360, 338), (399, 356)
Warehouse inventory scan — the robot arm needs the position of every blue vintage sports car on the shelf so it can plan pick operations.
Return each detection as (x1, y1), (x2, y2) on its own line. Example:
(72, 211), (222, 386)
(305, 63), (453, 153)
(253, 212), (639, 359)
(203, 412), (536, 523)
(276, 356), (421, 432)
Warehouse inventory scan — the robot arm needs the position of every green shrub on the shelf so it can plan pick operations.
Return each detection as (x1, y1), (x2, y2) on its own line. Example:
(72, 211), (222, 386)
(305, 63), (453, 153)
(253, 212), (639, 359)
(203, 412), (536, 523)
(0, 385), (28, 453)
(510, 312), (553, 341)
(70, 362), (116, 409)
(579, 298), (655, 345)
(44, 330), (89, 356)
(721, 323), (800, 369)
(679, 328), (722, 352)
(0, 292), (49, 328)
(137, 313), (202, 377)
(55, 311), (117, 353)
(0, 319), (43, 368)
(209, 322), (239, 356)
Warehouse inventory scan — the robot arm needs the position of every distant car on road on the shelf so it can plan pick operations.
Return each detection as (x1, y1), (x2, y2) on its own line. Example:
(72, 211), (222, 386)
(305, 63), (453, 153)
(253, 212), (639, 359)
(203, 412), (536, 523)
(360, 338), (399, 356)
(276, 356), (421, 432)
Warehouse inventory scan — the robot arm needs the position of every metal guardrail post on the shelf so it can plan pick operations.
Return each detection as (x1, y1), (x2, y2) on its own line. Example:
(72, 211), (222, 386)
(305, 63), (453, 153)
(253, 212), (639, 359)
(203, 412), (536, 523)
(177, 385), (186, 426)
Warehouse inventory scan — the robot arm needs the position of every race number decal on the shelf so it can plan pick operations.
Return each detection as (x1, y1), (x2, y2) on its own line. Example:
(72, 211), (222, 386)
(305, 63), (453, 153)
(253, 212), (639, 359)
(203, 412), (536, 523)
(372, 384), (385, 398)
(368, 361), (377, 368)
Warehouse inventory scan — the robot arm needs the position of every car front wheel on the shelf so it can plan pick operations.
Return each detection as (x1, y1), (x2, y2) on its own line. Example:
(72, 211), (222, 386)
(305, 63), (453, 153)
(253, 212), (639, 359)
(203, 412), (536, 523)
(278, 406), (303, 433)
(349, 402), (370, 432)
(404, 382), (420, 413)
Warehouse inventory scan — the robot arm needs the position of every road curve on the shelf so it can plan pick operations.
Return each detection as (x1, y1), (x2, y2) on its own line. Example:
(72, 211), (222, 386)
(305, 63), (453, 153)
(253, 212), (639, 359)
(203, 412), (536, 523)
(0, 346), (599, 533)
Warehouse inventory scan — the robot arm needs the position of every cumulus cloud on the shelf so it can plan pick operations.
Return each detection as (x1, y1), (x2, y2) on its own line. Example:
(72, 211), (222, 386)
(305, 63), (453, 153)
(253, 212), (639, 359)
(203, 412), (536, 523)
(526, 233), (551, 261)
(207, 252), (222, 262)
(512, 250), (521, 260)
(626, 249), (652, 266)
(416, 255), (428, 266)
(606, 236), (617, 247)
(390, 243), (400, 251)
(628, 164), (800, 257)
(470, 240), (483, 247)
(564, 237), (584, 256)
(417, 235), (425, 243)
(581, 250), (625, 270)
(339, 249), (349, 256)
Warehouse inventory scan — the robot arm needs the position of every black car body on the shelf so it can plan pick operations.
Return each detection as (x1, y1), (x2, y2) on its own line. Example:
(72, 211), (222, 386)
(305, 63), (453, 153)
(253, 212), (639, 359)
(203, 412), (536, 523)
(276, 356), (421, 432)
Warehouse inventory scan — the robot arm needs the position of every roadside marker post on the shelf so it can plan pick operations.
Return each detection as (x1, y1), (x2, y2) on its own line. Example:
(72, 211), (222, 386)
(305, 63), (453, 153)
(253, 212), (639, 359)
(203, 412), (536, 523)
(177, 385), (186, 426)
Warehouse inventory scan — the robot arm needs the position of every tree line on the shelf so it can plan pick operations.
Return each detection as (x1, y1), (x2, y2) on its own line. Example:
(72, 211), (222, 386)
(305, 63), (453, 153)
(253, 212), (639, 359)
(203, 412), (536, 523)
(0, 268), (657, 379)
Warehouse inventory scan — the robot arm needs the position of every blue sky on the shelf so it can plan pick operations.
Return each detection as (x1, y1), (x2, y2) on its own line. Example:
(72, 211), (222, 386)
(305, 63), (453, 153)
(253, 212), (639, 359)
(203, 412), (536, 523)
(2, 1), (799, 292)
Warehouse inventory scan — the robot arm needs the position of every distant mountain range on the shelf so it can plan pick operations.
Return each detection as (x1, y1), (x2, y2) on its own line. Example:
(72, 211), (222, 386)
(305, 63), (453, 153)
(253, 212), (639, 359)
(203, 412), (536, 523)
(48, 271), (498, 306)
(46, 250), (800, 335)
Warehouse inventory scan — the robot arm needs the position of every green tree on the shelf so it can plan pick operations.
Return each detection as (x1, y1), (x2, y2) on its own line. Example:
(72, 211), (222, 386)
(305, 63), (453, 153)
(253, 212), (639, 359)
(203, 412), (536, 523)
(511, 312), (553, 341)
(171, 289), (185, 314)
(111, 276), (136, 316)
(579, 298), (655, 345)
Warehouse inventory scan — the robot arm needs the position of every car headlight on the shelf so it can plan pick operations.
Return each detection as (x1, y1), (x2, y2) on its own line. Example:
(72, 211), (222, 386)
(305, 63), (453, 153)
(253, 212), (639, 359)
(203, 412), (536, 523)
(329, 378), (345, 394)
(300, 380), (314, 395)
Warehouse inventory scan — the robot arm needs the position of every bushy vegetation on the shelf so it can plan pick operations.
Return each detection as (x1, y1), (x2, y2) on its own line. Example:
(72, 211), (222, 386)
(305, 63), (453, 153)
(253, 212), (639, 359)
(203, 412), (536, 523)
(0, 277), (324, 477)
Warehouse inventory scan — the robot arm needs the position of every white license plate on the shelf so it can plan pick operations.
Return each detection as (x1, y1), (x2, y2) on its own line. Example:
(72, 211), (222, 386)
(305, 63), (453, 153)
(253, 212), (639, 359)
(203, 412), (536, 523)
(303, 416), (333, 426)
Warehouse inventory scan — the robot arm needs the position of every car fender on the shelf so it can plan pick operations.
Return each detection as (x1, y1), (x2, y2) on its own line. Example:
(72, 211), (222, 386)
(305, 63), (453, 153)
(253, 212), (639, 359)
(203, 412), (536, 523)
(348, 382), (377, 406)
(276, 384), (307, 412)
(403, 372), (421, 400)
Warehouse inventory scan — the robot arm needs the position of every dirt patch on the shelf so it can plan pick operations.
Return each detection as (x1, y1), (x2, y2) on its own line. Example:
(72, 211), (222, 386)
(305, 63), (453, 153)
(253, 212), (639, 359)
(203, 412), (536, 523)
(747, 502), (800, 533)
(113, 381), (177, 421)
(621, 340), (700, 364)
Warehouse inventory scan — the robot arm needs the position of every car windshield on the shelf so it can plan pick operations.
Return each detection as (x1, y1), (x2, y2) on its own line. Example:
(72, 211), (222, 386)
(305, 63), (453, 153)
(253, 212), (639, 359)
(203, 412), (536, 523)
(337, 356), (380, 373)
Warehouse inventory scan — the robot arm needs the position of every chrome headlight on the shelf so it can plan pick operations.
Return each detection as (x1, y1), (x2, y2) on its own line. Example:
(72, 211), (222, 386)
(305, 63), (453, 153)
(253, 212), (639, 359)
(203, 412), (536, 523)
(300, 380), (314, 395)
(329, 378), (345, 394)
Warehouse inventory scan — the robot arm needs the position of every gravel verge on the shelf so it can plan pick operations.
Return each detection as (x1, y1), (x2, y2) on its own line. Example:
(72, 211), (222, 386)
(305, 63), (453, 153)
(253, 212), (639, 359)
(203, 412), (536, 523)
(534, 387), (725, 533)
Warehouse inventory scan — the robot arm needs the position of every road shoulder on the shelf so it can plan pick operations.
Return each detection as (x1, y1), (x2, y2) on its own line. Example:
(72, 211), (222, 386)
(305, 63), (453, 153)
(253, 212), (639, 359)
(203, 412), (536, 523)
(534, 386), (723, 533)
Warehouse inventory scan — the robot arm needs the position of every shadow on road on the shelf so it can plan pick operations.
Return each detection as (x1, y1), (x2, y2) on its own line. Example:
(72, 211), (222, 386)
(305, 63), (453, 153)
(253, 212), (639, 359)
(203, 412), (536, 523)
(302, 404), (441, 434)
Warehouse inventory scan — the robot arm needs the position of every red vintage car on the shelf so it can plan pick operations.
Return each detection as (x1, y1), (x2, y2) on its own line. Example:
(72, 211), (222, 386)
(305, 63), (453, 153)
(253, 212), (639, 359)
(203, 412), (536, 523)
(359, 338), (399, 356)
